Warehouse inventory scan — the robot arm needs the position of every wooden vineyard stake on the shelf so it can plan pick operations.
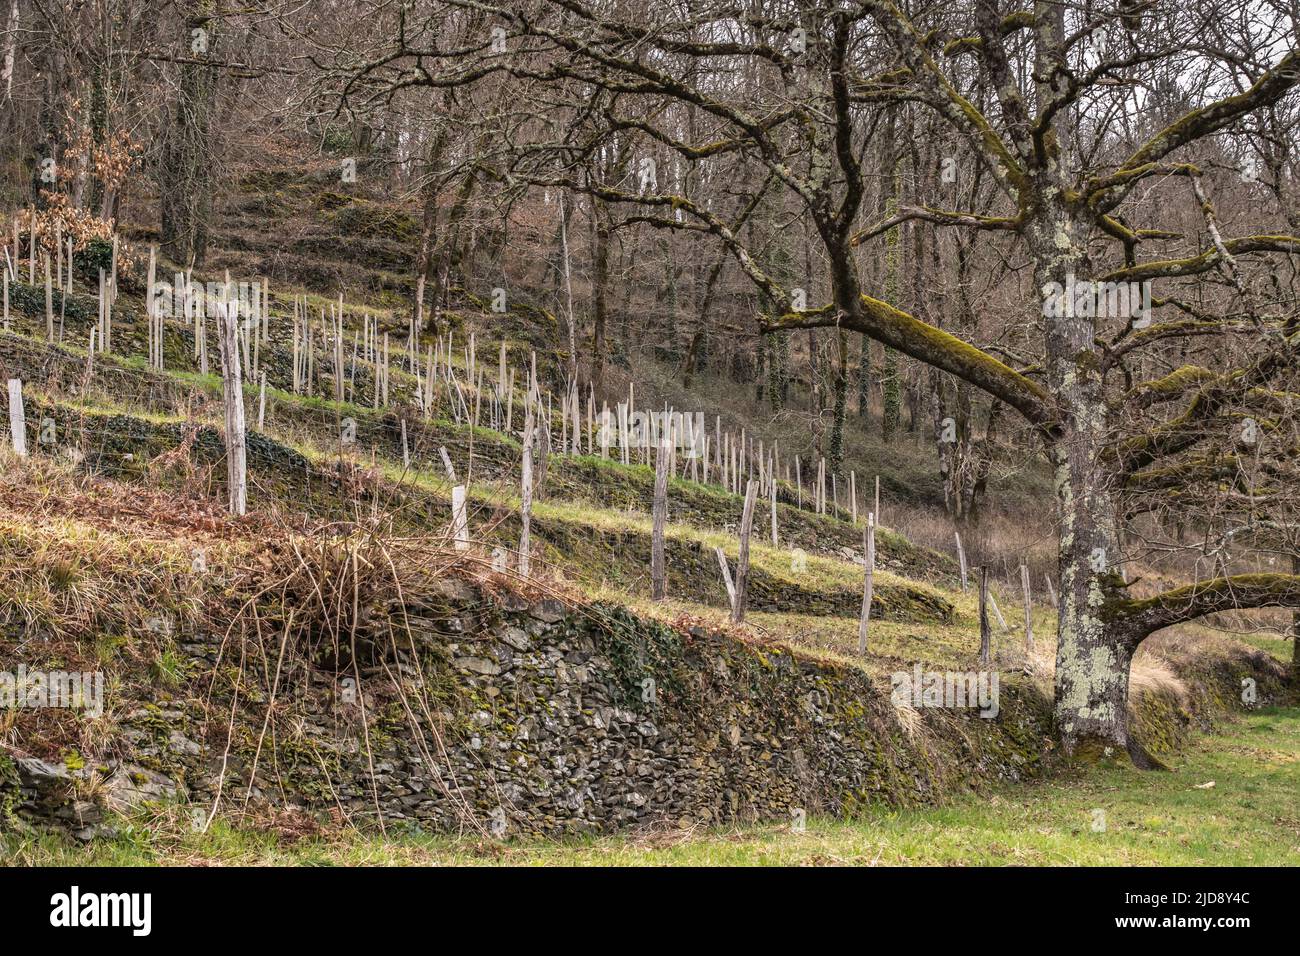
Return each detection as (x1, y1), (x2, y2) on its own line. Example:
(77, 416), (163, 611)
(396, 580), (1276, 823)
(217, 299), (247, 516)
(651, 437), (669, 600)
(731, 480), (759, 623)
(978, 567), (992, 665)
(857, 514), (876, 655)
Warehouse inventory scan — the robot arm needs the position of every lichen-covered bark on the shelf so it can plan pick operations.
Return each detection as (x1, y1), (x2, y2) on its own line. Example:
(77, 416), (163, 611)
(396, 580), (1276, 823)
(1029, 195), (1133, 755)
(1293, 554), (1300, 682)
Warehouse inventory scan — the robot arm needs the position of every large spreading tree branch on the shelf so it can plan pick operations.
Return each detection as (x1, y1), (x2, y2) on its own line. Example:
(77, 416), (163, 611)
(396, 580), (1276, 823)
(1108, 573), (1300, 644)
(1085, 47), (1300, 208)
(766, 296), (1056, 428)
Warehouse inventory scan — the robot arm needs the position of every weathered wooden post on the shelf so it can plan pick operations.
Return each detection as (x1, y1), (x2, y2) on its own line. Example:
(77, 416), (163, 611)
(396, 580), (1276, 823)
(535, 416), (550, 496)
(978, 566), (992, 665)
(200, 288), (211, 375)
(291, 303), (301, 394)
(439, 446), (457, 483)
(769, 471), (778, 546)
(257, 371), (267, 430)
(857, 513), (876, 656)
(1021, 563), (1035, 654)
(145, 245), (157, 368)
(988, 588), (1009, 631)
(333, 319), (345, 404)
(560, 392), (568, 453)
(498, 340), (507, 397)
(7, 378), (26, 457)
(651, 437), (669, 600)
(253, 295), (263, 382)
(731, 479), (759, 623)
(43, 254), (53, 342)
(519, 411), (534, 576)
(451, 484), (470, 551)
(216, 300), (247, 516)
(97, 268), (106, 352)
(954, 530), (969, 592)
(103, 262), (113, 352)
(715, 546), (736, 612)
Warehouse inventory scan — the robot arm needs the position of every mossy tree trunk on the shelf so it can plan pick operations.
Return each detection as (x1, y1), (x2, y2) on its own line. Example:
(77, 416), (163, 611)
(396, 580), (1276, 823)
(1023, 4), (1144, 760)
(1031, 206), (1134, 757)
(1293, 553), (1300, 683)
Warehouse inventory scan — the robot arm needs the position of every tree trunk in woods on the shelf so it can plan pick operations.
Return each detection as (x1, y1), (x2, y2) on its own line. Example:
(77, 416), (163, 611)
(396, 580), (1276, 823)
(35, 42), (65, 207)
(807, 330), (824, 453)
(1032, 194), (1136, 761)
(1, 0), (18, 112)
(413, 120), (449, 332)
(590, 198), (610, 398)
(1293, 553), (1299, 683)
(828, 330), (848, 474)
(160, 4), (218, 266)
(881, 120), (903, 440)
(438, 146), (482, 292)
(87, 65), (108, 216)
(558, 193), (578, 385)
(856, 334), (871, 418)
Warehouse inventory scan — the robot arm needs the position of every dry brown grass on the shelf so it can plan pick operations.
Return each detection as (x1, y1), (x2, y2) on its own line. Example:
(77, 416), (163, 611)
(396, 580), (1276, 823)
(889, 502), (1057, 586)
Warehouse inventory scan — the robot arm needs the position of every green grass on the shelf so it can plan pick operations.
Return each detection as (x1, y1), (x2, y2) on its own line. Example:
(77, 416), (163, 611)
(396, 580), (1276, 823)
(8, 707), (1297, 866)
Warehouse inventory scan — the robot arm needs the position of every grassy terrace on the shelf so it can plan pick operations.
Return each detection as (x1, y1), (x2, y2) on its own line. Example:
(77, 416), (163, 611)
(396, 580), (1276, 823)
(10, 374), (964, 644)
(3, 330), (939, 554)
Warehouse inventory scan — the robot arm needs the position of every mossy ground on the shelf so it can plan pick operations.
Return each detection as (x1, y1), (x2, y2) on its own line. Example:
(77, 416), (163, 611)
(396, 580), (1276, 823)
(8, 706), (1295, 866)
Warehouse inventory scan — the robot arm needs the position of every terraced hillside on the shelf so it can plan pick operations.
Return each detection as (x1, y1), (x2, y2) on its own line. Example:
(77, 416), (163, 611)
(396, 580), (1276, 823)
(0, 149), (1293, 852)
(0, 264), (1290, 843)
